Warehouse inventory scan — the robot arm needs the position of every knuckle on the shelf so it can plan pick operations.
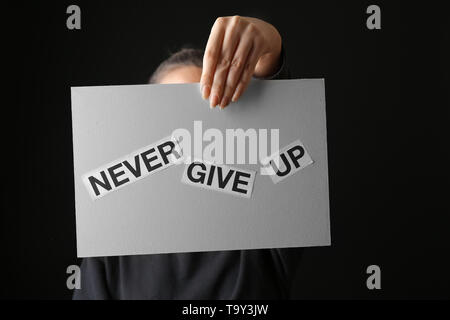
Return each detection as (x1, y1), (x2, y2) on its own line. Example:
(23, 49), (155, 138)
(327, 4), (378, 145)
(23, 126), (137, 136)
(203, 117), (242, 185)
(246, 23), (256, 32)
(246, 23), (260, 36)
(215, 17), (225, 27)
(201, 73), (212, 83)
(230, 58), (244, 70)
(227, 17), (241, 36)
(218, 57), (232, 69)
(205, 49), (217, 60)
(230, 15), (241, 27)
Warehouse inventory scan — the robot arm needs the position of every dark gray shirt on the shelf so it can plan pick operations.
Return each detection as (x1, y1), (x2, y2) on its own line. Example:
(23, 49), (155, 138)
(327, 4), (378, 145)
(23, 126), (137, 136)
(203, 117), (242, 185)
(73, 49), (303, 300)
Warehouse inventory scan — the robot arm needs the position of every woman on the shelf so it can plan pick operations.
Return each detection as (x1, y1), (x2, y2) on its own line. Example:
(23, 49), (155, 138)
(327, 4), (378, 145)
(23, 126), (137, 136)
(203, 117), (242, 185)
(74, 16), (303, 300)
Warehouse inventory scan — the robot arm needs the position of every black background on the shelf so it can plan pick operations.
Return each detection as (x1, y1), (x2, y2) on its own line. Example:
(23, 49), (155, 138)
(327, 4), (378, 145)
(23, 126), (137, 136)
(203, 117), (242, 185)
(3, 0), (449, 299)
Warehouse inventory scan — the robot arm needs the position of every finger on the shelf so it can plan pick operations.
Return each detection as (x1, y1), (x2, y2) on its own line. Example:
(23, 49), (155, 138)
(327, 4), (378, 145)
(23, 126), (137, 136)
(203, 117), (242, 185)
(200, 18), (226, 100)
(219, 37), (253, 109)
(231, 43), (262, 103)
(209, 17), (242, 108)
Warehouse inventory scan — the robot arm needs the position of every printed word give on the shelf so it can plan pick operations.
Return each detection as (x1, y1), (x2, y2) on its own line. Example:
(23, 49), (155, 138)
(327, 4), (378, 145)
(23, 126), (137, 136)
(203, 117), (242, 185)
(181, 161), (256, 198)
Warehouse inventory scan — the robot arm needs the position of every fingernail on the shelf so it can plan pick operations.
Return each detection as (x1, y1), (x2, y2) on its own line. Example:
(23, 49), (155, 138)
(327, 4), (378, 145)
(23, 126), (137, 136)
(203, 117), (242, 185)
(202, 85), (211, 100)
(210, 94), (219, 108)
(231, 92), (239, 102)
(220, 96), (229, 109)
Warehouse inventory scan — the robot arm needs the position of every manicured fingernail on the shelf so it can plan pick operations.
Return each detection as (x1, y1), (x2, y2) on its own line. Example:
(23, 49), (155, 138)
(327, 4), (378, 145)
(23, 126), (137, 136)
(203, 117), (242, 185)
(231, 92), (239, 102)
(210, 94), (219, 108)
(220, 96), (230, 109)
(202, 85), (211, 100)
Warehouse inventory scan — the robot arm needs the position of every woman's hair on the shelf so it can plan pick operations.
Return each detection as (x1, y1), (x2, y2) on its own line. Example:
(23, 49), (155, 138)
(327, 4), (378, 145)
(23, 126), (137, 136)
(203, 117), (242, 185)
(149, 48), (204, 84)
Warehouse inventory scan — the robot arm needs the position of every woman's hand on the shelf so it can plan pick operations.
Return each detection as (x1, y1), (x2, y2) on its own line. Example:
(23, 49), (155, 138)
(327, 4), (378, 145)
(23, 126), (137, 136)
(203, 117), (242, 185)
(200, 16), (282, 109)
